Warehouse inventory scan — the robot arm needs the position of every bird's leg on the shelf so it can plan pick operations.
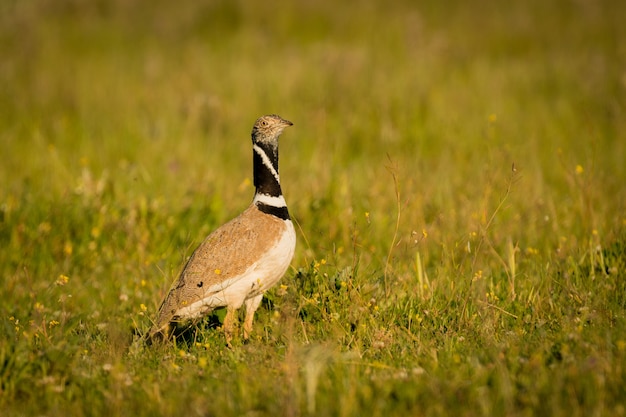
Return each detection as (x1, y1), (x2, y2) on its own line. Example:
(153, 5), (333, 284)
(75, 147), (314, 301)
(243, 294), (264, 340)
(223, 306), (237, 347)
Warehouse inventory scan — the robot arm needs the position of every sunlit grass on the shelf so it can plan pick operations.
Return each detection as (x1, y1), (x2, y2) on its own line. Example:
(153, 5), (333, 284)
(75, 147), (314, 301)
(1, 0), (625, 416)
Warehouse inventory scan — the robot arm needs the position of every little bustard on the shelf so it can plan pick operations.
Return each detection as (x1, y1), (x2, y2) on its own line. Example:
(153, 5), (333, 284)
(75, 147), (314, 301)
(148, 114), (296, 344)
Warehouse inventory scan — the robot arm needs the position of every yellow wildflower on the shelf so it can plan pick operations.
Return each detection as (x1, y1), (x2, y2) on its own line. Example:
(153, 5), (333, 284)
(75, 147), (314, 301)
(56, 274), (70, 286)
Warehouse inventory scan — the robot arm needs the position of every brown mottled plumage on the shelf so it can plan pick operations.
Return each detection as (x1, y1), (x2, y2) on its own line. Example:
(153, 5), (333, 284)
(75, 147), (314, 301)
(148, 115), (295, 345)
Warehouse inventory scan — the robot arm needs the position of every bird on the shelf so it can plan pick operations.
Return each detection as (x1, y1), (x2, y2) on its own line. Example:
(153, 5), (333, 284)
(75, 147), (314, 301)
(148, 114), (296, 345)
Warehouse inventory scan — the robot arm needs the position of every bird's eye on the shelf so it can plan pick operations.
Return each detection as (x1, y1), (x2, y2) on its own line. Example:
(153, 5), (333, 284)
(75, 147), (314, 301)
(261, 121), (268, 126)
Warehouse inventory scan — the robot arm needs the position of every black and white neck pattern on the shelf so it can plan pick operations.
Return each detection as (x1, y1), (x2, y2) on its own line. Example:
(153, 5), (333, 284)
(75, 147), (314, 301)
(252, 141), (291, 221)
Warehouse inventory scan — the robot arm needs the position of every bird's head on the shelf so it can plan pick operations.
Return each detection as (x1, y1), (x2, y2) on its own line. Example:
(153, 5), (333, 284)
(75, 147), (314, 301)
(251, 114), (293, 145)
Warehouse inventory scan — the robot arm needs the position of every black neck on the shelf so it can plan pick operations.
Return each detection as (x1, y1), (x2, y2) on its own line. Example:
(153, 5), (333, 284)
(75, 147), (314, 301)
(256, 203), (290, 220)
(253, 142), (283, 197)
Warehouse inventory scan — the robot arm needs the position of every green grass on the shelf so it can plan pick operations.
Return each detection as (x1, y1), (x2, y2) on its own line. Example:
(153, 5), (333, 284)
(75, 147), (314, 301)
(1, 0), (626, 415)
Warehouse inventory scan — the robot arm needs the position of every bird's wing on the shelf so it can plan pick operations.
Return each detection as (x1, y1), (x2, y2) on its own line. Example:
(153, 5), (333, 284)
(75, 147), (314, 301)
(153, 205), (285, 328)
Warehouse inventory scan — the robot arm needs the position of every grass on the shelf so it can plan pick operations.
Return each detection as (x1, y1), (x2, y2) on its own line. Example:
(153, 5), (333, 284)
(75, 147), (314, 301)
(1, 0), (626, 415)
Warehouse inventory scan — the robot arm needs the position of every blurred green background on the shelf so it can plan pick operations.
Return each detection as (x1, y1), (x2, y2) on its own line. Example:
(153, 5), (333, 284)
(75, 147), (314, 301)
(1, 0), (625, 415)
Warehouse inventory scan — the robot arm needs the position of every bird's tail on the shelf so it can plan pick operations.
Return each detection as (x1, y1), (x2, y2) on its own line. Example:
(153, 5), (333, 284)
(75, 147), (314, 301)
(144, 322), (173, 345)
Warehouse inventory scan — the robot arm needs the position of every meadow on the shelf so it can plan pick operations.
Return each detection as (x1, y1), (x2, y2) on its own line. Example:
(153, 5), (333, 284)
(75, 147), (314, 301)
(1, 0), (625, 415)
